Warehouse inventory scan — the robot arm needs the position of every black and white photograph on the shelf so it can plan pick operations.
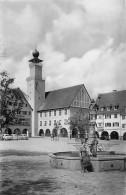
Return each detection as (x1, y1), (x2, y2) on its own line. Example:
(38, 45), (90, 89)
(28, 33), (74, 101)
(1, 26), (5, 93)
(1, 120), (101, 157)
(0, 0), (126, 194)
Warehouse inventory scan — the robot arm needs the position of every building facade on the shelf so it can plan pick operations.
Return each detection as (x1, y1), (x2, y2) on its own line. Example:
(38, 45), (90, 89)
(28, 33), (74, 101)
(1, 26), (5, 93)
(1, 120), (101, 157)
(95, 91), (126, 140)
(38, 85), (90, 138)
(1, 89), (32, 137)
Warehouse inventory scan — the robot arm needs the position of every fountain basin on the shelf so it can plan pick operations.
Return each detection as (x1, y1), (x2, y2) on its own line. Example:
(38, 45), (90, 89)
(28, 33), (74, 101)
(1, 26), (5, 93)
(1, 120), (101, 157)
(49, 151), (126, 172)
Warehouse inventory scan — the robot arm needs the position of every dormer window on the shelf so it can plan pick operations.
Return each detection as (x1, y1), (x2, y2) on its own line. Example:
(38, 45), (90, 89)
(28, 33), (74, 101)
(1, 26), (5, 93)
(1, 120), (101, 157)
(114, 106), (118, 110)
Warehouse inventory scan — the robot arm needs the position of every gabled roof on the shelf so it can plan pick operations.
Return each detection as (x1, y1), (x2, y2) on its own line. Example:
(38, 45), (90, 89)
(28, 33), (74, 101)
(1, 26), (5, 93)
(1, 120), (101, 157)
(96, 90), (126, 114)
(0, 87), (33, 111)
(39, 84), (84, 111)
(17, 88), (33, 111)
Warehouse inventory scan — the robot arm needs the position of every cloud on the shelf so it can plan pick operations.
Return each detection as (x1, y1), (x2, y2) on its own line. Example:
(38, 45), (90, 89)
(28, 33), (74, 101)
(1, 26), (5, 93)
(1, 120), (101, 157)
(41, 37), (126, 99)
(78, 0), (124, 19)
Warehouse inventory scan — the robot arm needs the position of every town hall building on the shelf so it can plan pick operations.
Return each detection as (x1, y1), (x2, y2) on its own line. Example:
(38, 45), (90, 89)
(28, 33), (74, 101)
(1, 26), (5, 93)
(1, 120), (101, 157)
(26, 49), (91, 138)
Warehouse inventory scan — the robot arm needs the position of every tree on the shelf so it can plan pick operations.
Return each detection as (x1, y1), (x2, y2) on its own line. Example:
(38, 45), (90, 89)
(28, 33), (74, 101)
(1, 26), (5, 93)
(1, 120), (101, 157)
(68, 107), (89, 139)
(0, 71), (25, 129)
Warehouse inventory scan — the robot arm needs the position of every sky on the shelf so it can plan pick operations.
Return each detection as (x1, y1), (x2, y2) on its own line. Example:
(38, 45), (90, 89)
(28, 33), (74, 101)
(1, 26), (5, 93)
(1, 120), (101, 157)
(0, 0), (126, 99)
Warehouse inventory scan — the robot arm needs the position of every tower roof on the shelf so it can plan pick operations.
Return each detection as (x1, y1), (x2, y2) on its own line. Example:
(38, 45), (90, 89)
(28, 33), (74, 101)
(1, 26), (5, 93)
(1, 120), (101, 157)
(32, 49), (39, 58)
(29, 49), (43, 63)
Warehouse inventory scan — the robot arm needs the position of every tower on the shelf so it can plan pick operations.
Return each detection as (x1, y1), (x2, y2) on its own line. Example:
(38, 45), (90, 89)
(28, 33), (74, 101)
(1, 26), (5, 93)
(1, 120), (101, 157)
(26, 49), (45, 136)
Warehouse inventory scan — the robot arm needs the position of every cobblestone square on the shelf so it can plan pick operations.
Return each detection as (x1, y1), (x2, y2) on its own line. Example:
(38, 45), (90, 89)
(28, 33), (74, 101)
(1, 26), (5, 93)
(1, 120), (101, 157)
(0, 138), (126, 195)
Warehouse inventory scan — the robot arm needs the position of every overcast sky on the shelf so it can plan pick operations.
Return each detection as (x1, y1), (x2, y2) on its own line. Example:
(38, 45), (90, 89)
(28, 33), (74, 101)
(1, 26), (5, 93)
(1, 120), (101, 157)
(0, 0), (126, 99)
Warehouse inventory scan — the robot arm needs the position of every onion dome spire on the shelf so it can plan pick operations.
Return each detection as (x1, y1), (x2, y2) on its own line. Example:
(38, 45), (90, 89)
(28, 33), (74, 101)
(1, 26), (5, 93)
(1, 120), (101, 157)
(29, 48), (43, 63)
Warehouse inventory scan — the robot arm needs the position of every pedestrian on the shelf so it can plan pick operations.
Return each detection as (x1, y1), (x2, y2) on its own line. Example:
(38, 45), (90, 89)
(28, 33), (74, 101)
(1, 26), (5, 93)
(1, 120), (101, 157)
(79, 141), (90, 173)
(51, 132), (54, 141)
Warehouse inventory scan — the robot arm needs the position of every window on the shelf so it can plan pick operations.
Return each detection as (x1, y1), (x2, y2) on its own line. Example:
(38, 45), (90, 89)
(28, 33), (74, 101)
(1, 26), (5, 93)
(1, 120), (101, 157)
(113, 122), (119, 127)
(59, 110), (61, 116)
(122, 115), (125, 120)
(44, 121), (47, 126)
(45, 111), (47, 117)
(105, 115), (111, 119)
(54, 120), (56, 125)
(64, 109), (67, 115)
(40, 121), (42, 126)
(98, 123), (102, 127)
(107, 107), (111, 111)
(49, 120), (51, 126)
(9, 102), (12, 106)
(54, 110), (56, 116)
(23, 111), (27, 115)
(101, 107), (104, 111)
(105, 123), (111, 127)
(99, 115), (102, 119)
(17, 111), (21, 115)
(59, 120), (62, 125)
(26, 104), (27, 107)
(49, 111), (51, 117)
(122, 124), (126, 128)
(114, 114), (117, 118)
(19, 103), (23, 107)
(40, 112), (42, 117)
(29, 111), (31, 115)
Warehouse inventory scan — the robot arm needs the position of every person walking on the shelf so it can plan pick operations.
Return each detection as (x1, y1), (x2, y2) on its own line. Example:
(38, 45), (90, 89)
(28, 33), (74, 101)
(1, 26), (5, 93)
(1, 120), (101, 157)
(79, 141), (90, 172)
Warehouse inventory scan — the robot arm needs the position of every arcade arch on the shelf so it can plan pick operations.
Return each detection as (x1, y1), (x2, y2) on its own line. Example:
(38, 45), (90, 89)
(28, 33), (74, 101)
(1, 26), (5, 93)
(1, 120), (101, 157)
(45, 129), (51, 137)
(22, 129), (29, 136)
(123, 132), (126, 140)
(14, 128), (21, 135)
(39, 129), (44, 136)
(4, 128), (12, 135)
(110, 131), (119, 140)
(60, 128), (68, 137)
(101, 131), (109, 140)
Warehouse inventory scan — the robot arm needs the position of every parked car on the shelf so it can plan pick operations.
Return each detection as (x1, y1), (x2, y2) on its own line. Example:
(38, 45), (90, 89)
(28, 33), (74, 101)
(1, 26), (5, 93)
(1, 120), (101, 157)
(12, 134), (18, 140)
(21, 134), (29, 140)
(17, 135), (23, 140)
(2, 134), (13, 141)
